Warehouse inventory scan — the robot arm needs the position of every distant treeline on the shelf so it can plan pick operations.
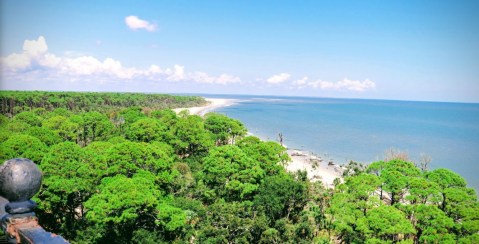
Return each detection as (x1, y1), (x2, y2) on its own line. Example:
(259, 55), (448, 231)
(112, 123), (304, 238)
(0, 90), (207, 116)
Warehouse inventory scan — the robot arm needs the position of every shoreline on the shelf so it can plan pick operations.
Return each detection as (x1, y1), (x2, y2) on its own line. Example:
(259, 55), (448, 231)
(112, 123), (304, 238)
(173, 98), (237, 116)
(247, 131), (344, 188)
(286, 149), (344, 188)
(174, 97), (343, 188)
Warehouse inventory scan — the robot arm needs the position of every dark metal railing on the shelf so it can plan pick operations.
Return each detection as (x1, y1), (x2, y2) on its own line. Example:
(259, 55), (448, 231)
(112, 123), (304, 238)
(0, 158), (68, 244)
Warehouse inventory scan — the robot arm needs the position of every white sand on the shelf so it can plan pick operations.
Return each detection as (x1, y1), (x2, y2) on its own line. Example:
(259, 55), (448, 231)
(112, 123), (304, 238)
(286, 150), (344, 188)
(174, 98), (343, 188)
(173, 98), (237, 116)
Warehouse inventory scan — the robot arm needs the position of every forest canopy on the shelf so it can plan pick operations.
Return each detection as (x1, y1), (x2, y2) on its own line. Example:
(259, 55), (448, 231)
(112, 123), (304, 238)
(0, 91), (478, 243)
(0, 90), (207, 116)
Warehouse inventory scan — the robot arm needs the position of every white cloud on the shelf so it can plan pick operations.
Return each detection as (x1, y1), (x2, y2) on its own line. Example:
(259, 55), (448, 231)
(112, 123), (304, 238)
(292, 77), (308, 88)
(2, 53), (31, 70)
(165, 65), (185, 81)
(266, 73), (291, 84)
(293, 78), (376, 92)
(308, 80), (335, 90)
(192, 72), (240, 85)
(23, 36), (48, 57)
(125, 15), (157, 32)
(40, 53), (62, 68)
(1, 36), (49, 70)
(215, 74), (241, 85)
(1, 36), (241, 86)
(1, 37), (376, 93)
(148, 65), (162, 74)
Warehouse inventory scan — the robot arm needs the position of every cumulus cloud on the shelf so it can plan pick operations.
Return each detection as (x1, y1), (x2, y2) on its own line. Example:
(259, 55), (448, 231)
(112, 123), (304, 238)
(1, 36), (376, 93)
(1, 36), (49, 70)
(165, 65), (185, 81)
(266, 73), (291, 84)
(23, 36), (48, 57)
(125, 15), (157, 32)
(192, 72), (241, 85)
(292, 77), (309, 88)
(294, 78), (376, 92)
(1, 36), (240, 85)
(216, 74), (241, 85)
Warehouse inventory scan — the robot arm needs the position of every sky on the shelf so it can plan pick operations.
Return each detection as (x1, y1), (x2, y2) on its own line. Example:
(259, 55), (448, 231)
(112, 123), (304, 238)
(1, 0), (478, 102)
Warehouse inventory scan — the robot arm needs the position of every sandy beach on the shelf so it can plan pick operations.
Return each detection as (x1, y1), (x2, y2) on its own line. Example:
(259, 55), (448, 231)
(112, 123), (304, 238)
(286, 149), (343, 188)
(173, 98), (237, 116)
(174, 97), (343, 188)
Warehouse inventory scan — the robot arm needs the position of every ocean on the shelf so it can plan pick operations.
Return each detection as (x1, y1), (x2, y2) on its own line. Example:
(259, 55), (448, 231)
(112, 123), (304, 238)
(206, 94), (479, 191)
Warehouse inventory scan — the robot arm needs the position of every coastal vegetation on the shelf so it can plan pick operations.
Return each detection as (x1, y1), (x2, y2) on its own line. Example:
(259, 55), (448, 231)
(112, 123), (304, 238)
(0, 91), (478, 243)
(0, 90), (207, 116)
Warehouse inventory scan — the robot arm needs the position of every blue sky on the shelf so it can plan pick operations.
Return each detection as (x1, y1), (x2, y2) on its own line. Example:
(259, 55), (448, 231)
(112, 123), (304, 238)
(1, 0), (478, 102)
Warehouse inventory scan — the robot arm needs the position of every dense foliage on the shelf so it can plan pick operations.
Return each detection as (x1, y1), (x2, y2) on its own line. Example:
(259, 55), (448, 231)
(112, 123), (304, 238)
(0, 90), (207, 116)
(1, 91), (478, 243)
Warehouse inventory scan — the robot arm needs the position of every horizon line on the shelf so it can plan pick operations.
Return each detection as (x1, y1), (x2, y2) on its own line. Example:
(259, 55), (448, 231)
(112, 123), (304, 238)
(1, 89), (478, 105)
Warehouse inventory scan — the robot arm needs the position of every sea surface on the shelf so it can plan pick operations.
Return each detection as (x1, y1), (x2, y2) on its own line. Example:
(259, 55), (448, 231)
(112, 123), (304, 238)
(205, 94), (479, 191)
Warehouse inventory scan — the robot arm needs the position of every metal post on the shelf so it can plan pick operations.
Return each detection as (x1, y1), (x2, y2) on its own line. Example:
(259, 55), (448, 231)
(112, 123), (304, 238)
(0, 158), (68, 244)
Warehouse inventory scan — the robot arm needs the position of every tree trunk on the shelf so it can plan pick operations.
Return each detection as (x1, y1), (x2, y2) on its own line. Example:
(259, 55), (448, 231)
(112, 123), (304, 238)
(441, 193), (446, 211)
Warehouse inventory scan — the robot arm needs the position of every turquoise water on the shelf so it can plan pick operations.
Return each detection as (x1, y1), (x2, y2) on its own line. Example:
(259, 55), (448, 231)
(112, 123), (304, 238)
(208, 95), (479, 191)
